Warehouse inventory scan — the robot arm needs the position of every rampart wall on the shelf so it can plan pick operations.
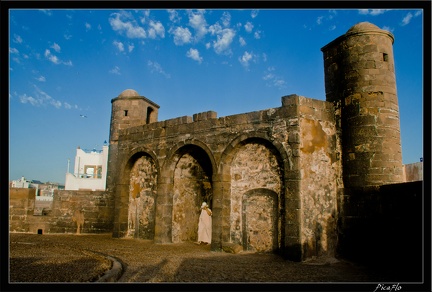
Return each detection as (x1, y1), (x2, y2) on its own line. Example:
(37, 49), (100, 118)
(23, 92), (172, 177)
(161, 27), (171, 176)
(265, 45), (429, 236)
(9, 188), (114, 234)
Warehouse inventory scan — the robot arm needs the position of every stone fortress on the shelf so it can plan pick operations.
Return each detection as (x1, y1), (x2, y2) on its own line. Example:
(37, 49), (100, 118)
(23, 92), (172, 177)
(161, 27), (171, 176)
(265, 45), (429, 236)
(10, 22), (423, 264)
(106, 21), (404, 258)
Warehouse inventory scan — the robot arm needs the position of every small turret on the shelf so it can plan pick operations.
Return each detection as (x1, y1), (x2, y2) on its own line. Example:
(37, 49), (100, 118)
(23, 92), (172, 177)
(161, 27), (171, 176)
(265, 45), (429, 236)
(109, 89), (160, 143)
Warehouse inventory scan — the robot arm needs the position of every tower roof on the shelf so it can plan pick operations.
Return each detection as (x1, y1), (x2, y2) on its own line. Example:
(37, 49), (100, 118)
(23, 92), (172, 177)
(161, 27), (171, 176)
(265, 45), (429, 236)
(118, 89), (140, 98)
(346, 21), (394, 43)
(346, 22), (381, 34)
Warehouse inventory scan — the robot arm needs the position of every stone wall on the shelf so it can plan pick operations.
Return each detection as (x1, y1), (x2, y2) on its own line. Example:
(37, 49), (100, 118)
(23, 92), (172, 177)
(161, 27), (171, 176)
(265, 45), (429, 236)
(106, 92), (342, 260)
(9, 188), (37, 233)
(9, 188), (115, 234)
(337, 181), (423, 280)
(297, 96), (341, 259)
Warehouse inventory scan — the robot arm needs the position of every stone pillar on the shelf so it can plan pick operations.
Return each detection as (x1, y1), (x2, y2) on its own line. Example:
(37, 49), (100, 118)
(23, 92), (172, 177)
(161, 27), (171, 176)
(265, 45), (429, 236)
(321, 22), (404, 188)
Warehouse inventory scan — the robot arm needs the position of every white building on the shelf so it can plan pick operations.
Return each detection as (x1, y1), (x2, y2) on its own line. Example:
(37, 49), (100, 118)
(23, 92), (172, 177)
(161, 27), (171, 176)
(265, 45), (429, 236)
(65, 142), (108, 191)
(11, 176), (31, 188)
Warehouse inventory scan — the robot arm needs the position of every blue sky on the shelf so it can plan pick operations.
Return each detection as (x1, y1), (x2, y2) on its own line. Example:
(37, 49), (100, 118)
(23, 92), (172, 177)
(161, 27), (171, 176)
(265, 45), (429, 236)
(8, 6), (426, 184)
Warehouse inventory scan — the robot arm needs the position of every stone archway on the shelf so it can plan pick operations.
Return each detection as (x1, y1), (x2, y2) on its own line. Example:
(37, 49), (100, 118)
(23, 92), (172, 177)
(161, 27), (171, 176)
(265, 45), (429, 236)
(229, 139), (283, 250)
(171, 144), (213, 243)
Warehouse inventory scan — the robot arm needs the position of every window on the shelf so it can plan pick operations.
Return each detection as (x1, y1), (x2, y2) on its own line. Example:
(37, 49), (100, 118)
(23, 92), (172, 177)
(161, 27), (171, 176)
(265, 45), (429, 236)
(83, 165), (102, 178)
(383, 53), (388, 62)
(124, 110), (128, 116)
(146, 107), (154, 124)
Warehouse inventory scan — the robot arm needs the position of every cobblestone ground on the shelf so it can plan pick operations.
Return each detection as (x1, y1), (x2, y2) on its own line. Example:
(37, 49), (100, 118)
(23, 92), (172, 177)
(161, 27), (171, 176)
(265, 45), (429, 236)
(8, 233), (421, 289)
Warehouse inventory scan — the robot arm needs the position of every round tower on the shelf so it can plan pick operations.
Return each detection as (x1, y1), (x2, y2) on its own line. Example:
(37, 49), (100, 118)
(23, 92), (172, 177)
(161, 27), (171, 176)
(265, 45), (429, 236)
(106, 89), (160, 191)
(109, 89), (160, 143)
(321, 22), (404, 187)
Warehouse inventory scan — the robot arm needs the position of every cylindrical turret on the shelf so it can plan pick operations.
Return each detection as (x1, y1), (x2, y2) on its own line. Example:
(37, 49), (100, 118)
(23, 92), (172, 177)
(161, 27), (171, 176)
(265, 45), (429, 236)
(106, 89), (160, 191)
(321, 22), (404, 187)
(109, 89), (160, 143)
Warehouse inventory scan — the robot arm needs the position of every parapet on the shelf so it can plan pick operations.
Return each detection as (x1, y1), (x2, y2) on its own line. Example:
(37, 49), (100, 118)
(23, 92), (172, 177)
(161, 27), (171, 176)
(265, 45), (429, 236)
(193, 111), (217, 122)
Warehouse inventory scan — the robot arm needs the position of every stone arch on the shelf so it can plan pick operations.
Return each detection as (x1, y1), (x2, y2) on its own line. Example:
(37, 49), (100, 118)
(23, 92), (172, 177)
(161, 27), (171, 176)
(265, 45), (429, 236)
(216, 131), (297, 255)
(116, 147), (160, 239)
(158, 139), (217, 244)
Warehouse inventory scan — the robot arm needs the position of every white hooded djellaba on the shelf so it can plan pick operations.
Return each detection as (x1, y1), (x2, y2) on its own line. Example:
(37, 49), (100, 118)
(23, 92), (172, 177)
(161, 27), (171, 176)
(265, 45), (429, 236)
(197, 202), (212, 244)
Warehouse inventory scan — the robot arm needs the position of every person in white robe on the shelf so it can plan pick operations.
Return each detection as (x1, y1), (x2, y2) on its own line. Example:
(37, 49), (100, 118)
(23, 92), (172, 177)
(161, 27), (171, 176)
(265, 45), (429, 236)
(197, 202), (212, 245)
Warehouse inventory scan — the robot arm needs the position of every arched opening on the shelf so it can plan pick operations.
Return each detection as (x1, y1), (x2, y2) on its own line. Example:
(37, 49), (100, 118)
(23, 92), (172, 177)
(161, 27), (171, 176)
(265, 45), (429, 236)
(126, 153), (158, 239)
(146, 107), (154, 124)
(228, 138), (285, 252)
(171, 144), (213, 243)
(242, 189), (278, 252)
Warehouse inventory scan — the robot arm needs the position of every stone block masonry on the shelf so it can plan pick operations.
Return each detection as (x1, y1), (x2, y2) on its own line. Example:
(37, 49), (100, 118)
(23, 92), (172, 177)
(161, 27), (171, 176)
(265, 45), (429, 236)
(9, 188), (115, 234)
(9, 22), (422, 266)
(107, 90), (341, 261)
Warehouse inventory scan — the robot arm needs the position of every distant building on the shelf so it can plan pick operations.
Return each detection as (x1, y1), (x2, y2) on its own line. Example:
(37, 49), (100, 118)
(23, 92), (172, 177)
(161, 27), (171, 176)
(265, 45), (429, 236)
(64, 142), (108, 191)
(11, 176), (31, 188)
(10, 177), (63, 197)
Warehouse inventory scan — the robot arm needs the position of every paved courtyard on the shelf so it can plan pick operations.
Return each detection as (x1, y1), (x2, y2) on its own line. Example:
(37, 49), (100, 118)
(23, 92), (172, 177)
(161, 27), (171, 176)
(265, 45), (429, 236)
(7, 233), (427, 291)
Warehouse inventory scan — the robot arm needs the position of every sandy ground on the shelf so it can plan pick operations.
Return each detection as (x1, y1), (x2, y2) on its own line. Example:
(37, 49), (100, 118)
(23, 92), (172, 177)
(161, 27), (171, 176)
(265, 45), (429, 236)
(7, 232), (426, 290)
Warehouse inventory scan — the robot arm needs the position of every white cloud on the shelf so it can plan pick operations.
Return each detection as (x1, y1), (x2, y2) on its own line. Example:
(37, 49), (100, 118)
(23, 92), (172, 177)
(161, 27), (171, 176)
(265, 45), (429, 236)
(44, 49), (71, 66)
(317, 16), (324, 25)
(208, 22), (222, 35)
(113, 40), (125, 52)
(51, 99), (62, 108)
(244, 22), (253, 33)
(170, 26), (192, 45)
(168, 9), (181, 22)
(221, 11), (231, 27)
(186, 48), (203, 63)
(358, 9), (389, 16)
(9, 47), (19, 54)
(148, 20), (165, 39)
(382, 26), (393, 33)
(402, 13), (413, 26)
(401, 11), (421, 26)
(329, 25), (336, 31)
(36, 76), (46, 82)
(44, 49), (60, 64)
(239, 51), (253, 68)
(213, 28), (235, 55)
(147, 60), (171, 78)
(85, 22), (91, 31)
(64, 102), (72, 109)
(64, 34), (72, 40)
(20, 85), (63, 108)
(128, 44), (134, 52)
(251, 10), (259, 18)
(19, 94), (39, 106)
(254, 31), (261, 39)
(109, 66), (121, 75)
(13, 34), (23, 44)
(239, 36), (246, 46)
(109, 12), (147, 39)
(188, 10), (208, 40)
(39, 9), (52, 16)
(263, 67), (286, 89)
(51, 43), (61, 52)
